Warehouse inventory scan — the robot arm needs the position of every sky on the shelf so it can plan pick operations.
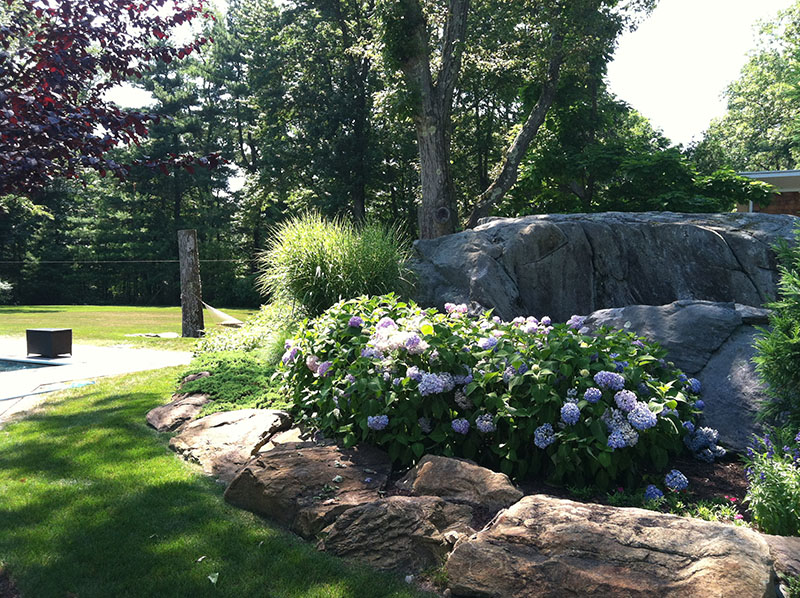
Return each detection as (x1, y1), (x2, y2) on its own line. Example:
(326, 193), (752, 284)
(606, 0), (795, 147)
(107, 0), (796, 148)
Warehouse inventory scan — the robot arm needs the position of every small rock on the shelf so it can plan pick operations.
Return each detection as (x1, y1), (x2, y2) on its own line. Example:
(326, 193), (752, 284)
(146, 393), (211, 432)
(182, 371), (211, 384)
(397, 455), (522, 510)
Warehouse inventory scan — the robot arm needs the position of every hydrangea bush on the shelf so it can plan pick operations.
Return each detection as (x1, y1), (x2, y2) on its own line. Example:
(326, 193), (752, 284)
(280, 294), (712, 488)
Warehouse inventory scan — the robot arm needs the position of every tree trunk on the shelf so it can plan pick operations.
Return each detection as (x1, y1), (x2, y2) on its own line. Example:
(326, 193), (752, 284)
(177, 229), (204, 338)
(416, 111), (459, 239)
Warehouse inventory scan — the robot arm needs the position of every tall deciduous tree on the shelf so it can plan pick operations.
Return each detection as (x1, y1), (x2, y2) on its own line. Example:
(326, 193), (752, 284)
(381, 0), (656, 238)
(0, 0), (217, 197)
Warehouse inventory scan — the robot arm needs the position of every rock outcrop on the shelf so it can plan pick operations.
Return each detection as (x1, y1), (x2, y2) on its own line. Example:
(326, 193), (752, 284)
(146, 392), (211, 432)
(397, 455), (522, 511)
(319, 496), (474, 573)
(584, 300), (770, 452)
(412, 212), (797, 322)
(446, 495), (776, 598)
(224, 442), (392, 538)
(168, 409), (290, 483)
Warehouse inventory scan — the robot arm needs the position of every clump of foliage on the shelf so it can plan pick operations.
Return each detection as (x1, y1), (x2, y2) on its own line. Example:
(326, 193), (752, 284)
(0, 279), (13, 305)
(742, 428), (800, 536)
(256, 213), (412, 317)
(280, 294), (713, 488)
(196, 302), (298, 361)
(180, 351), (289, 416)
(755, 228), (800, 427)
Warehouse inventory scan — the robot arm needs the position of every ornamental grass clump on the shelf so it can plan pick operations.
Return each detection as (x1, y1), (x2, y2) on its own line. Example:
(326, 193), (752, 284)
(743, 428), (800, 536)
(280, 294), (716, 488)
(256, 212), (412, 317)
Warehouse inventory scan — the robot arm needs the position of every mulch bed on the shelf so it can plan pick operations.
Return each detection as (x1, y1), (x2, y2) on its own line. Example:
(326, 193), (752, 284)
(0, 569), (20, 598)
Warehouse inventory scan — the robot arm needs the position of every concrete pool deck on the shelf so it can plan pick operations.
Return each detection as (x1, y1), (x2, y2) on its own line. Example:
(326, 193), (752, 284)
(0, 337), (192, 423)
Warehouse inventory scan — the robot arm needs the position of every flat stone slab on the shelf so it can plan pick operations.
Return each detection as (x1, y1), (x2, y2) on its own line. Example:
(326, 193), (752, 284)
(319, 496), (474, 573)
(169, 408), (290, 483)
(446, 495), (775, 598)
(764, 534), (800, 580)
(146, 392), (211, 432)
(224, 442), (392, 538)
(397, 455), (522, 511)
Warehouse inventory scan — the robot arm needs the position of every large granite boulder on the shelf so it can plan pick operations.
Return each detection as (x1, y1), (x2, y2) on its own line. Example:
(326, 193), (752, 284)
(412, 212), (797, 322)
(169, 409), (291, 483)
(446, 495), (776, 598)
(146, 392), (211, 432)
(397, 455), (522, 511)
(584, 300), (770, 452)
(319, 496), (474, 573)
(224, 442), (392, 539)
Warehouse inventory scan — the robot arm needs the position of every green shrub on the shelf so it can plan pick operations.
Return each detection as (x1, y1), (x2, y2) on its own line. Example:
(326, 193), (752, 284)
(180, 351), (290, 416)
(742, 427), (800, 536)
(755, 227), (800, 426)
(196, 302), (299, 362)
(279, 294), (711, 488)
(0, 279), (13, 304)
(256, 212), (412, 317)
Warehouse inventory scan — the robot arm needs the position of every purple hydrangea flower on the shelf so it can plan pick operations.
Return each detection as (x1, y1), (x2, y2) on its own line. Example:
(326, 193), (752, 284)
(376, 317), (397, 330)
(665, 469), (689, 492)
(345, 373), (356, 384)
(406, 366), (423, 381)
(418, 417), (432, 434)
(281, 346), (299, 365)
(348, 315), (364, 327)
(686, 378), (702, 394)
(614, 389), (637, 412)
(694, 399), (705, 410)
(393, 377), (401, 386)
(540, 316), (552, 326)
(476, 414), (496, 434)
(796, 431), (800, 444)
(594, 371), (625, 391)
(534, 423), (556, 449)
(317, 361), (333, 377)
(306, 355), (320, 373)
(566, 314), (586, 330)
(478, 337), (498, 351)
(644, 484), (664, 501)
(404, 334), (422, 351)
(361, 347), (382, 359)
(367, 415), (389, 431)
(561, 403), (580, 425)
(584, 387), (602, 403)
(627, 402), (657, 430)
(451, 418), (470, 435)
(632, 340), (645, 348)
(502, 366), (517, 384)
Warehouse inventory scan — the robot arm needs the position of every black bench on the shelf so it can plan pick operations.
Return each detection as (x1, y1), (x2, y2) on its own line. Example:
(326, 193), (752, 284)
(26, 328), (72, 358)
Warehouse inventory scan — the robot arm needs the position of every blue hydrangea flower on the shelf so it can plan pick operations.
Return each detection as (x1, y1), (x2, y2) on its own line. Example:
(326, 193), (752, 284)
(686, 378), (702, 394)
(566, 314), (586, 330)
(476, 414), (496, 434)
(406, 366), (423, 381)
(348, 315), (363, 327)
(367, 415), (389, 431)
(684, 426), (726, 462)
(584, 387), (602, 403)
(607, 429), (627, 449)
(345, 373), (356, 384)
(614, 360), (629, 373)
(540, 316), (552, 326)
(627, 402), (657, 430)
(694, 399), (705, 410)
(644, 484), (664, 501)
(614, 389), (637, 412)
(392, 377), (401, 386)
(561, 403), (580, 425)
(361, 347), (382, 359)
(534, 423), (556, 449)
(418, 373), (446, 396)
(594, 371), (625, 391)
(376, 317), (397, 330)
(451, 418), (470, 435)
(678, 374), (688, 383)
(796, 431), (800, 444)
(682, 420), (695, 434)
(665, 469), (689, 492)
(478, 337), (498, 351)
(502, 366), (517, 384)
(632, 340), (645, 348)
(439, 372), (455, 392)
(418, 417), (432, 434)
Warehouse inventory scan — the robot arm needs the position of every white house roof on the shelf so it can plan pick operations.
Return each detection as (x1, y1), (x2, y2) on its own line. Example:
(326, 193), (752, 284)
(739, 170), (800, 192)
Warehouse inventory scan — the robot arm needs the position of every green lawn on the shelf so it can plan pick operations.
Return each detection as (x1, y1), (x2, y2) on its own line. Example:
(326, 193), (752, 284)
(0, 305), (258, 350)
(0, 367), (430, 598)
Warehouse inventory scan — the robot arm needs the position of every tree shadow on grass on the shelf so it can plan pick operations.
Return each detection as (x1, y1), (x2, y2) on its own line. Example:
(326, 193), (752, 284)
(0, 392), (429, 598)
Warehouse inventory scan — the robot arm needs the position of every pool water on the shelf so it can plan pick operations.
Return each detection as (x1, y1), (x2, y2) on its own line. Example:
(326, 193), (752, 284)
(0, 359), (52, 372)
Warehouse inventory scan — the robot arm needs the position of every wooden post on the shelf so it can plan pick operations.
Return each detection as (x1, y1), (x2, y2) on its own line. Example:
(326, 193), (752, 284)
(177, 229), (204, 338)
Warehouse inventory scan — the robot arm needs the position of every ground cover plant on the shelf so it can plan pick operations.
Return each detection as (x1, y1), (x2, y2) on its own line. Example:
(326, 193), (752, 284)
(180, 351), (290, 417)
(281, 294), (715, 489)
(0, 305), (255, 351)
(256, 212), (412, 317)
(0, 368), (430, 598)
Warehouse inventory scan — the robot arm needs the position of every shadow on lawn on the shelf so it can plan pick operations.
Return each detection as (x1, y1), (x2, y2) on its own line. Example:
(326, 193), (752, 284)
(0, 393), (425, 598)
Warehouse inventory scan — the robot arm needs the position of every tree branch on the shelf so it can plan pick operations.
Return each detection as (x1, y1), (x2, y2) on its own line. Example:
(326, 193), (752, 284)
(437, 0), (469, 114)
(465, 33), (564, 228)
